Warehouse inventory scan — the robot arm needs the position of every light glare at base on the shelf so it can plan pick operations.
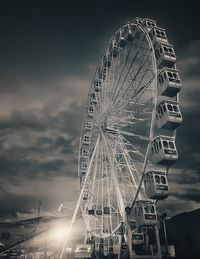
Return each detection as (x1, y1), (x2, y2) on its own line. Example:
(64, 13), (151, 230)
(49, 226), (69, 243)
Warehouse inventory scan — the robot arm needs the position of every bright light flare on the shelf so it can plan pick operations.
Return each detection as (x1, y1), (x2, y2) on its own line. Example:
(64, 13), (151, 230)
(48, 225), (69, 243)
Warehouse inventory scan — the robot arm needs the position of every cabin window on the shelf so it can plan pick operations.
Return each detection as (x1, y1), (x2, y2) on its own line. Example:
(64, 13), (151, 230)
(164, 72), (167, 79)
(84, 135), (90, 140)
(173, 105), (178, 112)
(82, 163), (87, 169)
(95, 79), (102, 86)
(167, 72), (173, 78)
(159, 140), (162, 149)
(150, 205), (155, 213)
(163, 140), (169, 149)
(82, 149), (88, 156)
(169, 141), (175, 149)
(88, 107), (94, 112)
(155, 141), (159, 153)
(153, 142), (157, 153)
(144, 206), (149, 214)
(156, 30), (160, 35)
(169, 48), (173, 53)
(155, 175), (160, 183)
(161, 176), (167, 184)
(163, 46), (168, 52)
(167, 104), (173, 111)
(160, 47), (163, 53)
(151, 147), (154, 155)
(163, 105), (166, 112)
(161, 31), (165, 37)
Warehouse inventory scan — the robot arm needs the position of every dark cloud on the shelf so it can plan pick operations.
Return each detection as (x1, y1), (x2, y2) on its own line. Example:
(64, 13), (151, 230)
(0, 101), (82, 138)
(0, 189), (39, 218)
(54, 136), (71, 147)
(175, 108), (200, 171)
(0, 154), (67, 179)
(36, 136), (53, 145)
(168, 170), (200, 185)
(0, 111), (45, 131)
(171, 188), (200, 203)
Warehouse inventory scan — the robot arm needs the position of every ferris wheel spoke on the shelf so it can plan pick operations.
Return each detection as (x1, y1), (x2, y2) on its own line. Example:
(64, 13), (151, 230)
(112, 48), (154, 116)
(112, 50), (150, 110)
(112, 77), (155, 125)
(101, 132), (127, 221)
(118, 138), (147, 200)
(109, 43), (134, 105)
(118, 129), (150, 141)
(107, 26), (142, 103)
(111, 35), (147, 108)
(105, 134), (142, 205)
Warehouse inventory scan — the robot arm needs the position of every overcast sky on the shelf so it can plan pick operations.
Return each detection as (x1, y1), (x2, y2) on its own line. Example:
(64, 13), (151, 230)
(0, 0), (199, 220)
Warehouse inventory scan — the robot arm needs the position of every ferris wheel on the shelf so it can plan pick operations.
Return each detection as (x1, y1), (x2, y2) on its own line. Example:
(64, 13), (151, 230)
(78, 17), (182, 258)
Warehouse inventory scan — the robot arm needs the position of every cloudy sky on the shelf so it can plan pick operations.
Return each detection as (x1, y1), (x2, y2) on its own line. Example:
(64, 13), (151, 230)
(0, 0), (199, 220)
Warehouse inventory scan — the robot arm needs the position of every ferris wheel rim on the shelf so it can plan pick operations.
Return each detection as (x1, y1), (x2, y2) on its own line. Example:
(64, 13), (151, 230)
(78, 22), (158, 234)
(78, 18), (181, 242)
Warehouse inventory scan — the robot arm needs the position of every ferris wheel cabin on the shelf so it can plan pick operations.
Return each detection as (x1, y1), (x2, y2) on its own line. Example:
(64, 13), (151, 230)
(80, 174), (86, 185)
(83, 134), (91, 145)
(134, 200), (157, 227)
(86, 206), (110, 216)
(155, 43), (176, 68)
(116, 28), (128, 47)
(87, 106), (95, 117)
(156, 100), (182, 130)
(158, 67), (182, 97)
(82, 190), (89, 201)
(144, 171), (169, 200)
(132, 232), (144, 245)
(85, 119), (93, 130)
(103, 54), (112, 67)
(89, 92), (98, 104)
(93, 78), (102, 92)
(109, 39), (120, 57)
(80, 161), (88, 173)
(149, 26), (168, 45)
(98, 66), (107, 80)
(142, 18), (157, 32)
(133, 17), (144, 26)
(123, 23), (134, 41)
(150, 136), (178, 166)
(81, 146), (89, 158)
